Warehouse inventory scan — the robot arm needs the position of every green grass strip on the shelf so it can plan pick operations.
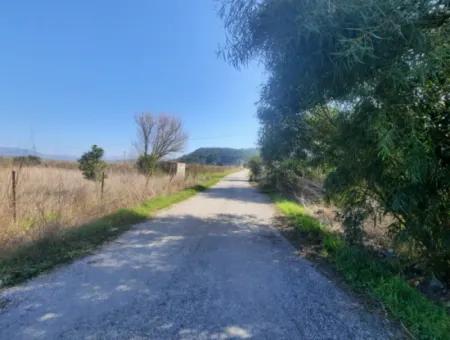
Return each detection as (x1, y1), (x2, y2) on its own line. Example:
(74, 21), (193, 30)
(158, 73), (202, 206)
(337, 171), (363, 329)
(0, 172), (229, 288)
(272, 194), (450, 340)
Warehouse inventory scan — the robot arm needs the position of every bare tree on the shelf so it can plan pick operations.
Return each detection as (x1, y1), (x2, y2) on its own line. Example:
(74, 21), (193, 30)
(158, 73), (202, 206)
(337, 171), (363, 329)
(134, 113), (188, 177)
(134, 113), (155, 156)
(152, 114), (188, 159)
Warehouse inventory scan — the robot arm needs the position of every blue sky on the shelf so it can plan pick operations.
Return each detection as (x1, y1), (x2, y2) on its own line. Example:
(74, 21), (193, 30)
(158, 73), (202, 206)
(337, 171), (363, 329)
(0, 1), (264, 159)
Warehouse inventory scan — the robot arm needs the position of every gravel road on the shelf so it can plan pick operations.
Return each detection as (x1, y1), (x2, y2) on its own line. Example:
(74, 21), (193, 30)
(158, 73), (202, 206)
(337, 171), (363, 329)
(0, 170), (393, 339)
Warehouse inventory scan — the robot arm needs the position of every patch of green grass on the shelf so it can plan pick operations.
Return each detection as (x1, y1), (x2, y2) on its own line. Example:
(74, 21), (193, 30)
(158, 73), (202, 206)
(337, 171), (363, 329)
(274, 195), (348, 259)
(272, 194), (450, 339)
(0, 172), (229, 288)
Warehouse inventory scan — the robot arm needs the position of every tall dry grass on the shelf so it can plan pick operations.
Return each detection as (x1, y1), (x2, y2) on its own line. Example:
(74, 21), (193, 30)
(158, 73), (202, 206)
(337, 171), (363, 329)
(0, 164), (226, 256)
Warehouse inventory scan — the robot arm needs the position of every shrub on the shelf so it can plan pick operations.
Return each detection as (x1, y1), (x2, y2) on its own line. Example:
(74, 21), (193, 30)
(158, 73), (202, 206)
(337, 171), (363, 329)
(342, 208), (366, 245)
(136, 154), (158, 178)
(265, 159), (302, 191)
(247, 155), (263, 181)
(78, 145), (106, 181)
(273, 196), (450, 339)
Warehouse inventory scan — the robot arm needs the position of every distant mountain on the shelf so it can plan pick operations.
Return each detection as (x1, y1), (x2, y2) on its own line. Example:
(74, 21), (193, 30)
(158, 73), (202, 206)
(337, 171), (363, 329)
(179, 147), (258, 166)
(0, 147), (77, 161)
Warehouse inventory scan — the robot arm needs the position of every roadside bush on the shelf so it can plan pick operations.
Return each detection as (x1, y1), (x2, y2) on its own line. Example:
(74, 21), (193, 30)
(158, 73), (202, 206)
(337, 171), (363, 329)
(342, 208), (366, 246)
(136, 154), (158, 178)
(265, 159), (304, 192)
(273, 196), (450, 339)
(247, 155), (263, 181)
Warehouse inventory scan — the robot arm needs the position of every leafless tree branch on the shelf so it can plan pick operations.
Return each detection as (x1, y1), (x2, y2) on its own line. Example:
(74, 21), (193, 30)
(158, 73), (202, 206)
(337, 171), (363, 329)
(134, 113), (155, 156)
(134, 112), (187, 160)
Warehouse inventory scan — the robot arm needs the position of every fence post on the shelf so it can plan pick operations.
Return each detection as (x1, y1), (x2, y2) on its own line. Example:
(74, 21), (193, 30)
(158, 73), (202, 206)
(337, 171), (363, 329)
(100, 172), (105, 200)
(11, 170), (16, 222)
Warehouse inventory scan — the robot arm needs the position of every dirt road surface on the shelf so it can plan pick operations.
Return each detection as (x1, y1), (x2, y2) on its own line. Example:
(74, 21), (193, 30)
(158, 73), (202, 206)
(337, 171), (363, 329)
(0, 171), (393, 339)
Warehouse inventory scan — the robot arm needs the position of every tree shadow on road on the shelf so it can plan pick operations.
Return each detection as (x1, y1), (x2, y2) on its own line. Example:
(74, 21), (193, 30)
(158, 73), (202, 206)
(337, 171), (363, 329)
(1, 212), (392, 339)
(200, 186), (272, 205)
(0, 212), (291, 339)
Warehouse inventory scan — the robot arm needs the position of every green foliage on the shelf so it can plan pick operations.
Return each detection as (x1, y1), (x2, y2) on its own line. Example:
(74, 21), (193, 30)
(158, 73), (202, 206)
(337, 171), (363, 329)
(273, 196), (450, 339)
(247, 155), (263, 181)
(274, 197), (328, 240)
(136, 154), (158, 177)
(265, 158), (308, 192)
(78, 145), (106, 181)
(180, 147), (258, 166)
(221, 0), (450, 281)
(342, 208), (366, 245)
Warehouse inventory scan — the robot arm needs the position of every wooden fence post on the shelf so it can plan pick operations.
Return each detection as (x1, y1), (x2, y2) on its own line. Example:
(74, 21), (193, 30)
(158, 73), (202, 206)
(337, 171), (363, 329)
(100, 172), (105, 200)
(11, 170), (16, 222)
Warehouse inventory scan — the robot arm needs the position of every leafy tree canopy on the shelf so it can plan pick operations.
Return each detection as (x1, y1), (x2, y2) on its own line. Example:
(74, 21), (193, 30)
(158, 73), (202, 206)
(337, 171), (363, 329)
(220, 0), (450, 280)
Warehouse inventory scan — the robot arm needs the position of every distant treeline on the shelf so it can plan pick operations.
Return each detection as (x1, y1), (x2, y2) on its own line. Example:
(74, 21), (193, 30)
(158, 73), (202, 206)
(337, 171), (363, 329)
(0, 156), (78, 169)
(179, 147), (258, 166)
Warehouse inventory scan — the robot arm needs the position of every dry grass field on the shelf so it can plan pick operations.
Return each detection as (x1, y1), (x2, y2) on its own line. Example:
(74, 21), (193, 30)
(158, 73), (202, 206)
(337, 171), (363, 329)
(0, 162), (227, 257)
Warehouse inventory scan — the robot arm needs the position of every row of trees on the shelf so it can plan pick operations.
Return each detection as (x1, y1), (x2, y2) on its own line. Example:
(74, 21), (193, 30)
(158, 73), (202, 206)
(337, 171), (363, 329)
(78, 113), (187, 181)
(179, 147), (258, 165)
(220, 0), (450, 281)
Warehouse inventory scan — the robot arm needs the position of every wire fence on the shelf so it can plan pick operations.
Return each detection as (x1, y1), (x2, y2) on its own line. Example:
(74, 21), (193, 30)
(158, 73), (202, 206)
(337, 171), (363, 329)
(0, 164), (229, 254)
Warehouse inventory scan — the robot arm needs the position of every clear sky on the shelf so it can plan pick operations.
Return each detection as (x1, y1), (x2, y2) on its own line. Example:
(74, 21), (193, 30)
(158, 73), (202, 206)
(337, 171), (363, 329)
(0, 1), (264, 159)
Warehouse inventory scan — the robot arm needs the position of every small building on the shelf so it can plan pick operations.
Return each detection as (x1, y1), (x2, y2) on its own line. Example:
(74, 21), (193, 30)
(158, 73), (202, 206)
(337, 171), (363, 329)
(159, 161), (186, 179)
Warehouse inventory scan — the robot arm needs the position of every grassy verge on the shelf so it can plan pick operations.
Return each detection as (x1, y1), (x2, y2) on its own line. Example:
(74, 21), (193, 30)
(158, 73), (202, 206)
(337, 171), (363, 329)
(0, 172), (230, 289)
(272, 194), (450, 339)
